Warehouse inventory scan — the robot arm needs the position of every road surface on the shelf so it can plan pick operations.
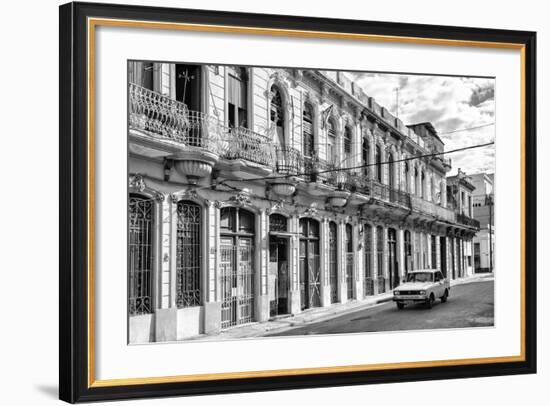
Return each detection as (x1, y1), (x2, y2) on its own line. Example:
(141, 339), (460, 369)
(266, 280), (494, 336)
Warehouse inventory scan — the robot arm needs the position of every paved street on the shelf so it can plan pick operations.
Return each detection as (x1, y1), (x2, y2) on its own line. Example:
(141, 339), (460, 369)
(266, 280), (494, 336)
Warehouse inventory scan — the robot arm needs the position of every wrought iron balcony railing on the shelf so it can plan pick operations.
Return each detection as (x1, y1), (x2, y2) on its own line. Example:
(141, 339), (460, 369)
(129, 82), (189, 141)
(224, 126), (274, 167)
(275, 146), (303, 175)
(456, 213), (481, 229)
(302, 157), (342, 185)
(129, 83), (225, 155)
(410, 195), (456, 222)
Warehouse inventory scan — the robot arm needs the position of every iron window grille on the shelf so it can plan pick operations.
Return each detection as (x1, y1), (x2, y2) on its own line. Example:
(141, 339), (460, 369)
(128, 195), (154, 316)
(176, 200), (202, 308)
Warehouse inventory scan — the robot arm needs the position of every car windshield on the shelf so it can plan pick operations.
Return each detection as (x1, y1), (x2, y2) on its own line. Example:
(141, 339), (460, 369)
(407, 272), (433, 283)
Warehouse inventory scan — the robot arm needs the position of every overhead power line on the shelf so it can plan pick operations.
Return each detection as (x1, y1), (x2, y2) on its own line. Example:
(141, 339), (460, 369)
(438, 123), (494, 135)
(222, 141), (495, 184)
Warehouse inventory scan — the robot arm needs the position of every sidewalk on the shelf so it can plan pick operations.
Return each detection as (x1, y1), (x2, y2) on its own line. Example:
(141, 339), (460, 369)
(451, 272), (494, 287)
(189, 272), (494, 341)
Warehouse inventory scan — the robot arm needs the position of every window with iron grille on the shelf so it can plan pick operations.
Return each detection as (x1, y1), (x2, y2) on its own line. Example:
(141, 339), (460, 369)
(128, 195), (154, 316)
(375, 145), (382, 182)
(270, 85), (285, 148)
(176, 200), (202, 308)
(388, 153), (395, 194)
(405, 161), (410, 193)
(270, 86), (283, 127)
(303, 103), (314, 157)
(362, 138), (370, 177)
(327, 119), (336, 163)
(343, 126), (352, 161)
(269, 213), (288, 232)
(421, 171), (426, 198)
(414, 167), (419, 196)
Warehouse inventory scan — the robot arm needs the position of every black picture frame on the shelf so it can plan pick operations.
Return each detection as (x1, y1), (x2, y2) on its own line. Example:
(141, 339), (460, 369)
(59, 1), (537, 403)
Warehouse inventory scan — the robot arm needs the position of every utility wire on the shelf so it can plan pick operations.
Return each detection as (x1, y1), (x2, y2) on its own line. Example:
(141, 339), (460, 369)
(438, 122), (494, 135)
(131, 139), (495, 202)
(221, 141), (495, 184)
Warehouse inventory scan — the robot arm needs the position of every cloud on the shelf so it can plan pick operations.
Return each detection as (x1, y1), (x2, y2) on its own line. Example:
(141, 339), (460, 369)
(352, 71), (495, 175)
(469, 84), (494, 107)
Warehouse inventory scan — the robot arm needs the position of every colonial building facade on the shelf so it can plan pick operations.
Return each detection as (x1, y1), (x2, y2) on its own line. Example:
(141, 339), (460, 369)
(470, 172), (495, 273)
(127, 62), (480, 343)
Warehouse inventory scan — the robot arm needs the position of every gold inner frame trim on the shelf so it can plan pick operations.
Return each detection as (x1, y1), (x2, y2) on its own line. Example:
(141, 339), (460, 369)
(86, 17), (527, 388)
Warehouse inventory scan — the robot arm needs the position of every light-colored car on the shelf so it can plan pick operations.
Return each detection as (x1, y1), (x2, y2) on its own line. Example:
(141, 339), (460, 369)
(393, 269), (450, 309)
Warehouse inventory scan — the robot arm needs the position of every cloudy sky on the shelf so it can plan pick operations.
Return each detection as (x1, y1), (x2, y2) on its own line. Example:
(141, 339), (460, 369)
(351, 72), (495, 176)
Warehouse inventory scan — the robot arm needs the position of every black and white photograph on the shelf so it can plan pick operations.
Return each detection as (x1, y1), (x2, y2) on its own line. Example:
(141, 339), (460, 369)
(127, 61), (496, 343)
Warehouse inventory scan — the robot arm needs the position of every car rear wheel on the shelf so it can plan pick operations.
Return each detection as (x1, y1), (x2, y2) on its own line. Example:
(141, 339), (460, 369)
(396, 302), (405, 310)
(441, 289), (449, 303)
(426, 294), (435, 309)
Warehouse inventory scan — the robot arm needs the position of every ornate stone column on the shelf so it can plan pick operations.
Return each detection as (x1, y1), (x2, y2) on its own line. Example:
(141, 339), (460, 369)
(397, 226), (405, 282)
(371, 223), (379, 295)
(427, 231), (433, 269)
(382, 224), (389, 292)
(435, 232), (442, 272)
(203, 200), (221, 335)
(354, 222), (364, 300)
(338, 220), (347, 303)
(289, 215), (301, 314)
(320, 218), (331, 307)
(254, 208), (270, 322)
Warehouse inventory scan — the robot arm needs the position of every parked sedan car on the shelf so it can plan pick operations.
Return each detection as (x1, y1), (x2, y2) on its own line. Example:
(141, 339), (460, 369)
(393, 269), (450, 309)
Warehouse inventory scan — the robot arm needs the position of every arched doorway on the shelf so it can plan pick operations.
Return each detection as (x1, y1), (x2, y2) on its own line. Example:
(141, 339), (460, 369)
(268, 214), (290, 317)
(345, 224), (355, 300)
(299, 218), (321, 310)
(404, 230), (412, 276)
(219, 207), (255, 328)
(364, 224), (374, 296)
(376, 226), (385, 293)
(329, 221), (338, 303)
(387, 228), (398, 289)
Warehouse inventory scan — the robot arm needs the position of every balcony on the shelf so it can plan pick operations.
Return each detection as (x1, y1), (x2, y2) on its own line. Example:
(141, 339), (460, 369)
(456, 213), (480, 229)
(129, 83), (227, 183)
(129, 82), (190, 143)
(129, 83), (225, 154)
(224, 127), (273, 167)
(410, 196), (455, 222)
(275, 146), (303, 176)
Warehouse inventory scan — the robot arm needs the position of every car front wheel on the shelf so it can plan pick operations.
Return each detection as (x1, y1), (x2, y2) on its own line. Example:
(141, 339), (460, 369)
(396, 302), (405, 310)
(426, 294), (435, 309)
(441, 289), (449, 303)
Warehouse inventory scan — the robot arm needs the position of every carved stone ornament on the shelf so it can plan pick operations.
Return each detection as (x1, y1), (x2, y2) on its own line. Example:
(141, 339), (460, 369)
(129, 174), (164, 202)
(229, 189), (252, 206)
(170, 189), (200, 204)
(267, 201), (285, 215)
(303, 203), (318, 218)
(129, 174), (146, 192)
